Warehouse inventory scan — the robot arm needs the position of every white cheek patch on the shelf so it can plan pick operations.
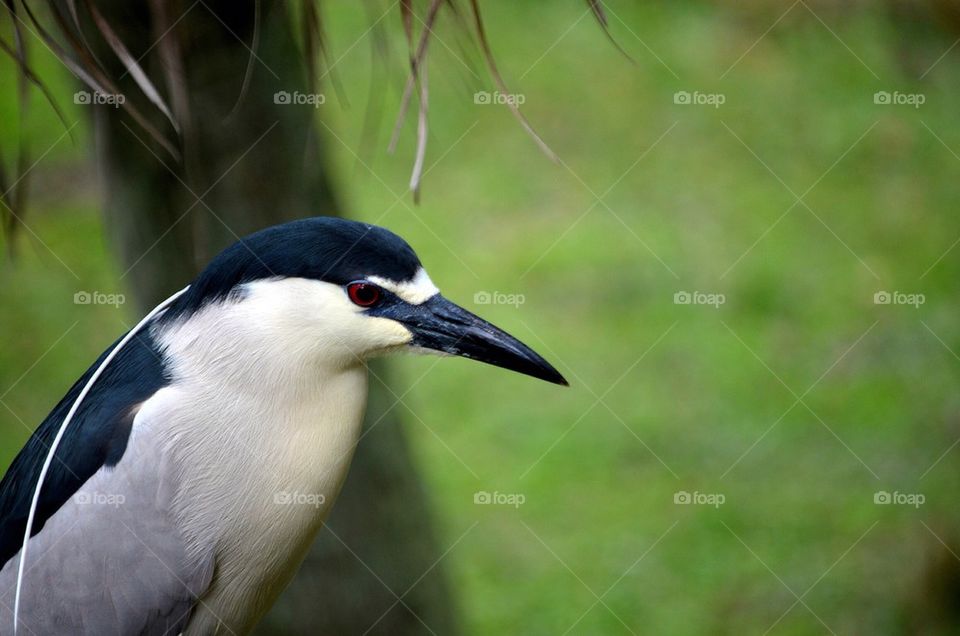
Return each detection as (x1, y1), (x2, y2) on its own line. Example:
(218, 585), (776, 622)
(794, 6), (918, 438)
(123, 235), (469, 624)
(368, 267), (439, 305)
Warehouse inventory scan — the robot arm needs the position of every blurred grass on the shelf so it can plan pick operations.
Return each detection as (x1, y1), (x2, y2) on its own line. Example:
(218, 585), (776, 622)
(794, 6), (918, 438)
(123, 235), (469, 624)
(3, 1), (960, 633)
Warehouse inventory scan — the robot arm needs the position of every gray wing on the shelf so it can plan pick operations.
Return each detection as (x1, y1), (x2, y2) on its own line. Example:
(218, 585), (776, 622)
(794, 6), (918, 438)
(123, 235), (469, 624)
(0, 409), (215, 636)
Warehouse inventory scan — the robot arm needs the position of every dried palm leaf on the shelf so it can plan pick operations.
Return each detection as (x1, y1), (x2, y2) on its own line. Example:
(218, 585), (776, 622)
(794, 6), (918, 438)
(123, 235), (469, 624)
(586, 0), (635, 62)
(21, 1), (180, 158)
(226, 0), (260, 120)
(0, 0), (621, 239)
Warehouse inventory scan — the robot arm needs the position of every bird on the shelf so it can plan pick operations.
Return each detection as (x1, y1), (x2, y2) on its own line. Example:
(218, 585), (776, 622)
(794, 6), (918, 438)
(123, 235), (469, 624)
(0, 216), (566, 635)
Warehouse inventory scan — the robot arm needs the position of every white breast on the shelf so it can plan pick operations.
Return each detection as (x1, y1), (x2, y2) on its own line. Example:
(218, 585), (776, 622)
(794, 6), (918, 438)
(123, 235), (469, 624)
(148, 280), (373, 633)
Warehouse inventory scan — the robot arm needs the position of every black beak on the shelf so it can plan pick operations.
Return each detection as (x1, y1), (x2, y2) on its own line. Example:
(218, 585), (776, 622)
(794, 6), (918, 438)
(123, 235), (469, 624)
(384, 295), (568, 386)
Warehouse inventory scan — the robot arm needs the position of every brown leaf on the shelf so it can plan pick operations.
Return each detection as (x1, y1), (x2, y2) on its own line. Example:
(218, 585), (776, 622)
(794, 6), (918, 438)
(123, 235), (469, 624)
(83, 0), (180, 133)
(468, 0), (557, 161)
(388, 0), (443, 154)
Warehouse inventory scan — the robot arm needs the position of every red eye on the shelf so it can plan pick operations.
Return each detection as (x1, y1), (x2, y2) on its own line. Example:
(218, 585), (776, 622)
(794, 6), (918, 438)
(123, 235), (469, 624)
(347, 282), (382, 307)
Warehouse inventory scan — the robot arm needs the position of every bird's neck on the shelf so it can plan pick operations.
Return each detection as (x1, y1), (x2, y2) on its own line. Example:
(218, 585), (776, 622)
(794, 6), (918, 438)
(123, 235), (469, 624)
(150, 303), (371, 632)
(152, 296), (371, 513)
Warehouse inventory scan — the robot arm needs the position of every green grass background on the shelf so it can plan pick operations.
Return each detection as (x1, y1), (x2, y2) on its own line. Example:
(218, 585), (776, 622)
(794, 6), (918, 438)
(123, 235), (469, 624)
(2, 2), (960, 633)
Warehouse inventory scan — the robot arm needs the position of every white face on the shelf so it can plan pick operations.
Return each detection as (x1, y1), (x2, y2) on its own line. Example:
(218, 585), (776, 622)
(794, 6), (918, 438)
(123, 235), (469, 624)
(234, 267), (440, 368)
(157, 262), (566, 390)
(367, 268), (439, 305)
(156, 267), (443, 394)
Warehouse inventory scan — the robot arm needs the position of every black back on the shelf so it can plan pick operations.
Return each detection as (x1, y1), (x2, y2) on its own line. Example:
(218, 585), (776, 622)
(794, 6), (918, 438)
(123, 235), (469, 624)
(0, 331), (169, 567)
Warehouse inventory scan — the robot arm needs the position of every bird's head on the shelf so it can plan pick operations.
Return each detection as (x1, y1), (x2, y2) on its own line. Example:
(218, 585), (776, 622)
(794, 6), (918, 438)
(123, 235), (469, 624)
(160, 217), (567, 386)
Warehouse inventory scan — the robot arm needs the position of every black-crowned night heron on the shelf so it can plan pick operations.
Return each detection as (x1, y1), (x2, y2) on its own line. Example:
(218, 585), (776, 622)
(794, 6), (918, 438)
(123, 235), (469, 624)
(0, 217), (566, 634)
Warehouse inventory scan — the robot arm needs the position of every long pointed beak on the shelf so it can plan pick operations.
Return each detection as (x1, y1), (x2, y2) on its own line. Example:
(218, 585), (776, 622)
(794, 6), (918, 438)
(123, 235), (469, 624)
(394, 295), (568, 386)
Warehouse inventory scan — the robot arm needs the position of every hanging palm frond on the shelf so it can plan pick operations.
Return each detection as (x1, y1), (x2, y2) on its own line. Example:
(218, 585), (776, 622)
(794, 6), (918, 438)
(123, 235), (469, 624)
(0, 0), (623, 242)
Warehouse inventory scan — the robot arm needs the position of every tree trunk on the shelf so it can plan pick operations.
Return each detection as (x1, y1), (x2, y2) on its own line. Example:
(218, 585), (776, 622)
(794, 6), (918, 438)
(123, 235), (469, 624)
(84, 1), (458, 633)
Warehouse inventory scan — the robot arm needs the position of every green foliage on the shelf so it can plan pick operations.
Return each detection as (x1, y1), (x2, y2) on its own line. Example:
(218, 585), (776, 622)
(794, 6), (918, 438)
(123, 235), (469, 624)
(3, 2), (960, 633)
